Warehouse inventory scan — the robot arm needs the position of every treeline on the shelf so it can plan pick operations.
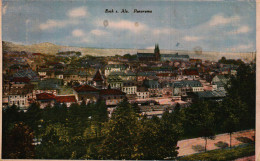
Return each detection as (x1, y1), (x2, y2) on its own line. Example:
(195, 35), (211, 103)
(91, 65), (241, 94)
(2, 100), (181, 159)
(2, 63), (255, 159)
(218, 56), (244, 65)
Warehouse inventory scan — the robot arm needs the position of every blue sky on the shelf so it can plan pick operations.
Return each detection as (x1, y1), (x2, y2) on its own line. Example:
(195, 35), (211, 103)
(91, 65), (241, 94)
(2, 0), (256, 52)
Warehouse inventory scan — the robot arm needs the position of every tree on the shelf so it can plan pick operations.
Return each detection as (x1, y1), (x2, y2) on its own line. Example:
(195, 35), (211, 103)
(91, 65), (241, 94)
(138, 116), (161, 159)
(226, 63), (255, 129)
(94, 99), (108, 123)
(138, 112), (180, 159)
(171, 103), (183, 125)
(25, 103), (42, 132)
(36, 123), (71, 159)
(2, 122), (35, 159)
(132, 103), (141, 114)
(99, 99), (140, 159)
(2, 105), (25, 153)
(222, 113), (239, 148)
(159, 111), (180, 158)
(222, 97), (243, 148)
(183, 101), (216, 152)
(3, 105), (22, 127)
(198, 102), (216, 152)
(67, 103), (88, 137)
(76, 52), (82, 57)
(42, 103), (67, 124)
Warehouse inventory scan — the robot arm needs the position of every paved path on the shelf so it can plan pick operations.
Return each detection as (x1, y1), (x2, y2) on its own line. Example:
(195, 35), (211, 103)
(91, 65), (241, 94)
(177, 129), (255, 156)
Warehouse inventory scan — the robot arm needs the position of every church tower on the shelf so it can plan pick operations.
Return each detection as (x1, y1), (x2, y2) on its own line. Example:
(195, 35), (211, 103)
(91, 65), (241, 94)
(154, 43), (161, 61)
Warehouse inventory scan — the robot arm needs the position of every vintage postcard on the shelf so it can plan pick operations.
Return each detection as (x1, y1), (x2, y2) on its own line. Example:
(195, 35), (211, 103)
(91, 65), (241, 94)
(1, 0), (258, 160)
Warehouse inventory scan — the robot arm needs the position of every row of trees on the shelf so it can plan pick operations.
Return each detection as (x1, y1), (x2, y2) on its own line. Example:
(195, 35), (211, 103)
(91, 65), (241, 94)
(180, 63), (255, 151)
(2, 63), (255, 159)
(2, 99), (182, 159)
(218, 56), (245, 66)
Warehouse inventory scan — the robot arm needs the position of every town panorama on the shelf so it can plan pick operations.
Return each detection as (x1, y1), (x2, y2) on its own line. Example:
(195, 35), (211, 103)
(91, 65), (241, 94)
(2, 0), (256, 160)
(2, 42), (256, 160)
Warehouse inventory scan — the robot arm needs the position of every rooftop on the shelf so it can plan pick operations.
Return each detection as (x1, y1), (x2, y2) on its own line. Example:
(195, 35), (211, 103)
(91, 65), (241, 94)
(93, 70), (103, 81)
(36, 93), (56, 100)
(194, 90), (226, 98)
(73, 84), (99, 93)
(100, 89), (126, 95)
(55, 96), (77, 103)
(173, 80), (202, 87)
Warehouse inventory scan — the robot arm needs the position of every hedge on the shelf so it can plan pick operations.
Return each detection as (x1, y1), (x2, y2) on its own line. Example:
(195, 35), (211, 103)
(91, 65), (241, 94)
(178, 143), (255, 161)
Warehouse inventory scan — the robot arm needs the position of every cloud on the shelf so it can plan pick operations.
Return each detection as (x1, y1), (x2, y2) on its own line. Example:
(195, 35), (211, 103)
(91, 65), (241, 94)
(72, 29), (85, 37)
(145, 46), (155, 49)
(228, 44), (254, 52)
(67, 7), (88, 18)
(96, 20), (148, 33)
(39, 6), (88, 30)
(39, 19), (79, 30)
(228, 25), (251, 35)
(80, 38), (91, 43)
(208, 14), (240, 26)
(90, 29), (108, 36)
(70, 29), (92, 43)
(152, 28), (177, 35)
(183, 36), (203, 42)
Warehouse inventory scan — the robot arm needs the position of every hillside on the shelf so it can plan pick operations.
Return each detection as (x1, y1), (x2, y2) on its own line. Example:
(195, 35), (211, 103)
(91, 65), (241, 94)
(2, 41), (256, 62)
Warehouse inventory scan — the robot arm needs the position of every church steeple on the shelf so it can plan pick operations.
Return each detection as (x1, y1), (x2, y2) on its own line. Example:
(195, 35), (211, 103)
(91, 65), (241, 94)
(154, 44), (160, 54)
(154, 43), (160, 61)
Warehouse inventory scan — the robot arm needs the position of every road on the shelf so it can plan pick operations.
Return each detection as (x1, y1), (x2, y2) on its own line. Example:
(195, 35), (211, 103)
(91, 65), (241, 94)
(177, 129), (255, 156)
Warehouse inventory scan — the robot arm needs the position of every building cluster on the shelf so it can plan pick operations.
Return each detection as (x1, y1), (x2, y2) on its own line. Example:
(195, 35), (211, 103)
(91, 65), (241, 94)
(3, 44), (239, 117)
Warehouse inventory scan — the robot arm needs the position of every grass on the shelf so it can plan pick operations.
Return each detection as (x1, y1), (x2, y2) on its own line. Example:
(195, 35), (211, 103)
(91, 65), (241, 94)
(178, 143), (255, 161)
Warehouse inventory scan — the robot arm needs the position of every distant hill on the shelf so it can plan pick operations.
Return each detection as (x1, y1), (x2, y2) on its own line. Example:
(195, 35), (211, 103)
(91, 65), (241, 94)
(2, 41), (256, 62)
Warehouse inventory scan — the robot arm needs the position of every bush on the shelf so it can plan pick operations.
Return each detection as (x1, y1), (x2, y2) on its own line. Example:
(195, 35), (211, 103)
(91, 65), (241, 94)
(214, 141), (229, 149)
(236, 137), (254, 144)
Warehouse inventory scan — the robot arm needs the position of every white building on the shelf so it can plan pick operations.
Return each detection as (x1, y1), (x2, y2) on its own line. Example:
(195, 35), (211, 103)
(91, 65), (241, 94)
(8, 89), (33, 108)
(104, 64), (128, 76)
(136, 87), (150, 99)
(122, 81), (137, 95)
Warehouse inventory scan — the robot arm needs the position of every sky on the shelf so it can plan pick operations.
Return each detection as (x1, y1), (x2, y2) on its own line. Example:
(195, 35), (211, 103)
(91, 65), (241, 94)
(2, 0), (256, 52)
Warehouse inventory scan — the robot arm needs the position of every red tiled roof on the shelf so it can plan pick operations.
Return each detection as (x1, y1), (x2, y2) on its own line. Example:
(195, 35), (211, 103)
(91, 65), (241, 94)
(156, 73), (177, 77)
(183, 69), (199, 75)
(56, 96), (77, 103)
(32, 53), (42, 56)
(36, 93), (56, 100)
(100, 89), (126, 95)
(73, 84), (99, 92)
(12, 77), (31, 83)
(93, 70), (103, 81)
